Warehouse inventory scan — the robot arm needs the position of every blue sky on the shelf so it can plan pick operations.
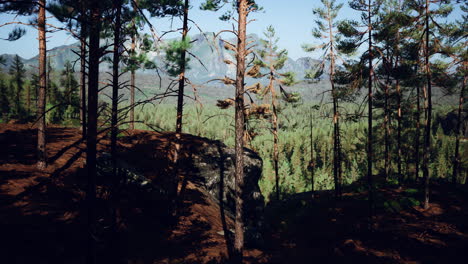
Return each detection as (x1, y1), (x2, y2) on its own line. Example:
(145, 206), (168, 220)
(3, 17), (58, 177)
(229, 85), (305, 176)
(0, 0), (463, 60)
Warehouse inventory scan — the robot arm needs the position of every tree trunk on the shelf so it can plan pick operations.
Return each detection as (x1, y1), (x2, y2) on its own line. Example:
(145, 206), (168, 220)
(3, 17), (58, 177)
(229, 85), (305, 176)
(111, 0), (122, 181)
(367, 0), (374, 220)
(270, 76), (280, 201)
(86, 3), (101, 263)
(170, 0), (189, 216)
(129, 0), (137, 130)
(310, 108), (315, 198)
(396, 79), (402, 183)
(233, 0), (247, 261)
(27, 83), (31, 116)
(453, 65), (466, 184)
(328, 2), (341, 199)
(80, 0), (87, 138)
(176, 0), (189, 134)
(415, 65), (421, 182)
(395, 29), (402, 184)
(384, 78), (390, 181)
(37, 0), (47, 169)
(422, 0), (432, 210)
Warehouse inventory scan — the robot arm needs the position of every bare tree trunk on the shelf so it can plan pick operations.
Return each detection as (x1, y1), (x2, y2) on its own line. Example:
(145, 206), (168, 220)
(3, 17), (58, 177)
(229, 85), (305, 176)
(129, 69), (135, 129)
(129, 0), (137, 130)
(37, 0), (47, 169)
(395, 27), (402, 184)
(86, 3), (101, 263)
(110, 2), (121, 149)
(111, 0), (122, 175)
(233, 0), (247, 261)
(422, 0), (432, 210)
(110, 2), (122, 260)
(453, 65), (466, 184)
(270, 76), (280, 201)
(176, 0), (189, 134)
(327, 2), (341, 199)
(170, 0), (189, 216)
(367, 0), (374, 220)
(396, 79), (402, 183)
(415, 65), (421, 182)
(27, 83), (31, 116)
(384, 79), (390, 181)
(80, 0), (87, 138)
(310, 108), (315, 198)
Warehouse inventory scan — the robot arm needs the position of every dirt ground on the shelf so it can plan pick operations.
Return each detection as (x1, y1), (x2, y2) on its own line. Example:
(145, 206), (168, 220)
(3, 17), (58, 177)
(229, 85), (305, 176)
(1, 123), (467, 263)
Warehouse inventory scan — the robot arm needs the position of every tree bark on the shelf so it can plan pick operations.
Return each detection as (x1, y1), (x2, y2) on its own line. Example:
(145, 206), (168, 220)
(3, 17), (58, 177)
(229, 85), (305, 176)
(129, 0), (137, 130)
(396, 79), (402, 183)
(328, 2), (341, 198)
(111, 0), (122, 173)
(422, 0), (432, 210)
(415, 64), (421, 182)
(367, 0), (374, 220)
(310, 107), (315, 198)
(384, 75), (390, 181)
(270, 75), (280, 202)
(86, 2), (101, 263)
(233, 0), (247, 261)
(37, 0), (47, 169)
(80, 0), (87, 138)
(175, 0), (189, 134)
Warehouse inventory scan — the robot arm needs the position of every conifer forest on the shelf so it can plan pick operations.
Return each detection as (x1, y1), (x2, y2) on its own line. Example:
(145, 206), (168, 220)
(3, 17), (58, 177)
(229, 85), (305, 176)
(0, 0), (467, 263)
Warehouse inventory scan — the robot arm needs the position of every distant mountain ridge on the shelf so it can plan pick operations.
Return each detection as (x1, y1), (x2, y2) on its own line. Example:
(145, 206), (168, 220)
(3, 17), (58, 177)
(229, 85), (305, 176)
(0, 33), (319, 83)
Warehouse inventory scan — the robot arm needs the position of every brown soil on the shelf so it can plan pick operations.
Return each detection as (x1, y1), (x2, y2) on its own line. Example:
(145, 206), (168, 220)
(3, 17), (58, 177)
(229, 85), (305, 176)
(1, 123), (467, 263)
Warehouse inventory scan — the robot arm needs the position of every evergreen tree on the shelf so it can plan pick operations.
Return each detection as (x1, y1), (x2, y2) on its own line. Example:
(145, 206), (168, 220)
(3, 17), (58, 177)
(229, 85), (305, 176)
(0, 78), (9, 117)
(338, 0), (381, 219)
(408, 0), (453, 208)
(60, 61), (79, 120)
(304, 0), (344, 198)
(202, 0), (260, 261)
(254, 25), (297, 201)
(1, 0), (49, 168)
(8, 55), (25, 117)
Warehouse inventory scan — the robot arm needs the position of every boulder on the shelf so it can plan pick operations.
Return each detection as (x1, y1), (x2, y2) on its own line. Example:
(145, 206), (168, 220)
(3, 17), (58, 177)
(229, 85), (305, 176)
(96, 132), (265, 245)
(184, 141), (265, 245)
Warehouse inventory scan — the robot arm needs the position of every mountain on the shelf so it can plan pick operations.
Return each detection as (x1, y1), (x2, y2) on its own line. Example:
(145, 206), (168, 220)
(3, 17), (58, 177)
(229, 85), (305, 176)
(1, 33), (319, 82)
(1, 33), (333, 103)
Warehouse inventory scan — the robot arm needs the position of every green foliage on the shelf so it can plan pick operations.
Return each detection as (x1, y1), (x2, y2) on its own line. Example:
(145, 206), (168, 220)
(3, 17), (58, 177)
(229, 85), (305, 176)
(163, 37), (192, 77)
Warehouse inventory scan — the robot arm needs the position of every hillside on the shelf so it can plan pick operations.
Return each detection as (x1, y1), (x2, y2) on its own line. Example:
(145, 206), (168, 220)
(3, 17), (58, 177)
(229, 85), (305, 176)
(1, 124), (467, 263)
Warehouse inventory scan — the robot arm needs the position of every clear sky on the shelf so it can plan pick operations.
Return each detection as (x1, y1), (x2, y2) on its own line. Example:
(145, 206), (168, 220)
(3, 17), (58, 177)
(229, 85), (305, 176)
(0, 0), (463, 60)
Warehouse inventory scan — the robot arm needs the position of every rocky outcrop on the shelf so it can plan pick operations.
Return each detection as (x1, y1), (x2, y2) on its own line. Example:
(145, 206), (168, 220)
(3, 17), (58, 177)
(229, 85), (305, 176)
(96, 132), (265, 245)
(184, 141), (265, 245)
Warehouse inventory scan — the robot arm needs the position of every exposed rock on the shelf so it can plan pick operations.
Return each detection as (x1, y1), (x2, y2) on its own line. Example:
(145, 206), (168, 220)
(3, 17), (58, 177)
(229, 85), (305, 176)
(184, 140), (265, 246)
(96, 132), (265, 245)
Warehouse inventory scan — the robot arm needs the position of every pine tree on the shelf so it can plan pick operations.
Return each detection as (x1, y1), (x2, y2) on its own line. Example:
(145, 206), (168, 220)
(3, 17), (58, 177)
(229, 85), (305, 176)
(86, 1), (102, 262)
(338, 0), (381, 220)
(304, 0), (344, 198)
(408, 0), (453, 209)
(1, 0), (49, 168)
(8, 55), (25, 117)
(254, 25), (297, 201)
(202, 0), (260, 261)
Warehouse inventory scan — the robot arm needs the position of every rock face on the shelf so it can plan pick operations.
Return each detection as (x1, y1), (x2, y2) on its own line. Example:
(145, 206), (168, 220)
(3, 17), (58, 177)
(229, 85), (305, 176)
(184, 141), (265, 244)
(96, 132), (265, 245)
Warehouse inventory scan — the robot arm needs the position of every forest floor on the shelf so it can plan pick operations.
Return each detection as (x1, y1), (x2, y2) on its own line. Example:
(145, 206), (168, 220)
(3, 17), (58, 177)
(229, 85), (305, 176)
(1, 123), (467, 264)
